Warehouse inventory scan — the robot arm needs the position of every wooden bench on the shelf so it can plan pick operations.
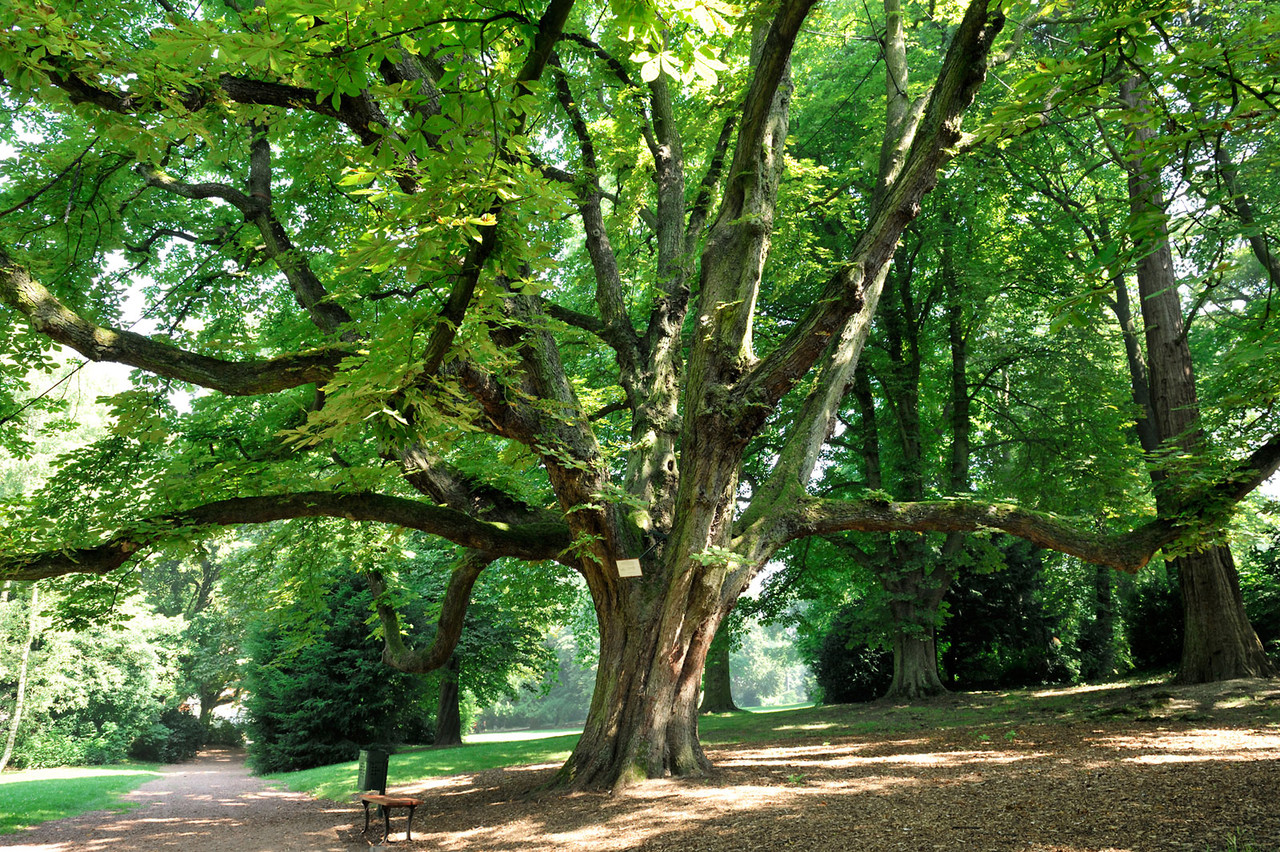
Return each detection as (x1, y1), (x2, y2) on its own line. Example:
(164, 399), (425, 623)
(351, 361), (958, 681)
(359, 793), (425, 844)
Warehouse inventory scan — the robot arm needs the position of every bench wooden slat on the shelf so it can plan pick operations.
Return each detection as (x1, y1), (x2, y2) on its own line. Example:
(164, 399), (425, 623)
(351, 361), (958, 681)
(359, 793), (424, 843)
(360, 794), (423, 807)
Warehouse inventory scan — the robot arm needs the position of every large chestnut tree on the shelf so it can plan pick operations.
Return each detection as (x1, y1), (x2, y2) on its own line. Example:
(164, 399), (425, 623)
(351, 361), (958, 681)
(2, 0), (1277, 790)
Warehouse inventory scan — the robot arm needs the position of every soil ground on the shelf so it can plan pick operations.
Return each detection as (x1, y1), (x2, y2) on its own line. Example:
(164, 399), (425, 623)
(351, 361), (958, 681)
(2, 678), (1278, 852)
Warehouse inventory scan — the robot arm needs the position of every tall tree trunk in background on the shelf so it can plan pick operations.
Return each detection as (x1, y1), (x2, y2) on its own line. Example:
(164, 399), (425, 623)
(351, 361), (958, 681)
(1079, 566), (1116, 680)
(873, 210), (972, 701)
(700, 627), (739, 713)
(1214, 140), (1280, 295)
(433, 654), (463, 747)
(1120, 77), (1276, 682)
(873, 272), (950, 700)
(883, 562), (949, 698)
(0, 583), (38, 773)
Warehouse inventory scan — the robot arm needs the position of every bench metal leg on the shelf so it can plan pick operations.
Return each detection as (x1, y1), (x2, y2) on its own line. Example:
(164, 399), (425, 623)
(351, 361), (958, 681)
(383, 806), (392, 843)
(362, 801), (371, 835)
(406, 804), (417, 841)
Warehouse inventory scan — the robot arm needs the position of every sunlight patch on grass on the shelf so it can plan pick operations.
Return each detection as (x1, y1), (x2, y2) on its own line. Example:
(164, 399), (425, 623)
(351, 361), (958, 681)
(738, 703), (816, 714)
(0, 765), (163, 834)
(771, 722), (838, 733)
(465, 728), (582, 744)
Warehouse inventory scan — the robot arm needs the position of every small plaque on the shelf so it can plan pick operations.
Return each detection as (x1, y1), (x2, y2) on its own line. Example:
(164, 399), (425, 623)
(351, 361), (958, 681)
(616, 558), (643, 578)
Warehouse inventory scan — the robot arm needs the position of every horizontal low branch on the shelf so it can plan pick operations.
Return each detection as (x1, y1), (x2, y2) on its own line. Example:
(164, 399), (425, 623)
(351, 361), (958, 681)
(0, 247), (344, 395)
(780, 497), (1173, 572)
(1, 492), (573, 581)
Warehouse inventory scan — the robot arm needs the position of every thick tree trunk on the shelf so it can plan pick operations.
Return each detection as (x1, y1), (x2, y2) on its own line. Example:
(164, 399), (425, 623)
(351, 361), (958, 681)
(1175, 546), (1275, 681)
(433, 654), (463, 748)
(883, 566), (949, 699)
(197, 688), (218, 728)
(556, 573), (728, 791)
(889, 625), (945, 699)
(1120, 76), (1277, 682)
(0, 583), (38, 773)
(700, 628), (739, 713)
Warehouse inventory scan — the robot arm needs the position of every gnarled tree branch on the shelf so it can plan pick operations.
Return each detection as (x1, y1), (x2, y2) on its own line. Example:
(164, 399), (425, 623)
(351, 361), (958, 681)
(0, 247), (345, 394)
(367, 551), (492, 673)
(0, 491), (573, 581)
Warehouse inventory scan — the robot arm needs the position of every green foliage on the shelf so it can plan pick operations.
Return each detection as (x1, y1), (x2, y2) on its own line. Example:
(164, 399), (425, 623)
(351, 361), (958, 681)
(129, 708), (206, 764)
(1123, 567), (1183, 672)
(730, 619), (812, 707)
(811, 604), (893, 704)
(0, 599), (183, 769)
(940, 540), (1074, 689)
(1237, 527), (1280, 664)
(477, 626), (596, 730)
(242, 574), (436, 774)
(205, 718), (247, 747)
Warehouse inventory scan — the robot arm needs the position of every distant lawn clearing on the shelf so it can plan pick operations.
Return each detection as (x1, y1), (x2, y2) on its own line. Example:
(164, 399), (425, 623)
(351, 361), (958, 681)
(0, 765), (164, 834)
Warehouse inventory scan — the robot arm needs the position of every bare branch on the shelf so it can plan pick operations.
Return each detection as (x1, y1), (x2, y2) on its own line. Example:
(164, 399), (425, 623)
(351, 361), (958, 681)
(141, 164), (355, 336)
(778, 497), (1170, 572)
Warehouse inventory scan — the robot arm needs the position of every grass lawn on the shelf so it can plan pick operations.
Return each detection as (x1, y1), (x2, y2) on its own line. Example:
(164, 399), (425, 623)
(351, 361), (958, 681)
(0, 765), (164, 834)
(267, 732), (583, 801)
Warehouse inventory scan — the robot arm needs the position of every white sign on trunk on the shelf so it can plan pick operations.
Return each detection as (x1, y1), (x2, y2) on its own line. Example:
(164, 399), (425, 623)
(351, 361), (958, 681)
(616, 558), (642, 578)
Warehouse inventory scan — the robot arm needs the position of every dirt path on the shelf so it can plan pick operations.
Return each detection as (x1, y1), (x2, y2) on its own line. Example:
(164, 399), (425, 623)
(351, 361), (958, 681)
(0, 748), (364, 852)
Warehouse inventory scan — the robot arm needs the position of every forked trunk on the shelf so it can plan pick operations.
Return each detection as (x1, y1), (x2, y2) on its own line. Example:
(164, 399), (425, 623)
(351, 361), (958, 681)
(1176, 546), (1277, 681)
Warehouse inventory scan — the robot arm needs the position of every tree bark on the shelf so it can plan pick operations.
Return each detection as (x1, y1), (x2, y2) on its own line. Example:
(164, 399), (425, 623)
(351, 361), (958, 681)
(700, 627), (739, 713)
(0, 583), (38, 773)
(1120, 76), (1277, 681)
(433, 654), (464, 747)
(1079, 565), (1116, 680)
(883, 561), (949, 699)
(556, 564), (729, 791)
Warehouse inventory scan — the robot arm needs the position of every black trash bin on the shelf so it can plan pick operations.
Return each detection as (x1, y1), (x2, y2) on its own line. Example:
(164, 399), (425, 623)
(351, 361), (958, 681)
(358, 748), (389, 794)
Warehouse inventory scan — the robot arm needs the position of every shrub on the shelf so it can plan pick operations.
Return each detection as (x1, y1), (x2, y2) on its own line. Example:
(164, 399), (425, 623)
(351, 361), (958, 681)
(812, 606), (893, 704)
(1124, 572), (1182, 671)
(131, 708), (206, 763)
